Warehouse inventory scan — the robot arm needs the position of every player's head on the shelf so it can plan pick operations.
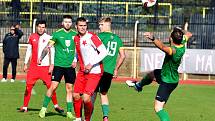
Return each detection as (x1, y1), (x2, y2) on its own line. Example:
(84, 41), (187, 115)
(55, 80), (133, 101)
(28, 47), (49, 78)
(170, 27), (184, 45)
(98, 16), (112, 32)
(36, 20), (46, 35)
(75, 17), (87, 36)
(10, 25), (16, 34)
(62, 15), (72, 31)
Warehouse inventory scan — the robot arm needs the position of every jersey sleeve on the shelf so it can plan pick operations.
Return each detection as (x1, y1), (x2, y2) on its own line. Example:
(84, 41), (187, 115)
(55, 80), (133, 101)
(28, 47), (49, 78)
(91, 35), (103, 48)
(24, 44), (32, 64)
(91, 35), (108, 65)
(115, 35), (124, 49)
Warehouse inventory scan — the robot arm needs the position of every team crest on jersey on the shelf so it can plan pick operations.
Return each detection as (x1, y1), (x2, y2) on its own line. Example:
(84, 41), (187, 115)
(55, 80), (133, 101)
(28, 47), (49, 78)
(43, 39), (46, 43)
(82, 40), (87, 46)
(111, 35), (114, 40)
(65, 40), (71, 47)
(33, 39), (36, 41)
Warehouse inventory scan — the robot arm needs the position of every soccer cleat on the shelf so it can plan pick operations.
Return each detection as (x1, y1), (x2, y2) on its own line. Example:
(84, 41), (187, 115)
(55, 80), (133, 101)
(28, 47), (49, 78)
(73, 118), (82, 121)
(11, 79), (15, 82)
(19, 107), (28, 112)
(126, 80), (142, 92)
(39, 107), (47, 118)
(67, 112), (75, 119)
(1, 78), (7, 82)
(103, 116), (109, 121)
(54, 106), (64, 114)
(126, 80), (136, 87)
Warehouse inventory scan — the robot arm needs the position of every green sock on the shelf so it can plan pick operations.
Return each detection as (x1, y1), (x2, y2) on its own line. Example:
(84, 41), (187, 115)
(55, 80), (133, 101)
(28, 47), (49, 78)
(101, 104), (109, 117)
(139, 75), (152, 87)
(156, 109), (170, 121)
(67, 102), (73, 112)
(42, 95), (51, 108)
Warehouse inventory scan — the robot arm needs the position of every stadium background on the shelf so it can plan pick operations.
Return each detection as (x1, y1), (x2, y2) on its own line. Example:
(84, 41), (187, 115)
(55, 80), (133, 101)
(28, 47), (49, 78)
(0, 0), (215, 80)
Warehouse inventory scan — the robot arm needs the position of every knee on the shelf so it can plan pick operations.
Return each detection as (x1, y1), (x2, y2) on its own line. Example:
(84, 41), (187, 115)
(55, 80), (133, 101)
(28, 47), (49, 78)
(66, 84), (73, 92)
(73, 93), (80, 100)
(100, 92), (107, 95)
(154, 105), (162, 112)
(83, 94), (91, 103)
(154, 103), (164, 112)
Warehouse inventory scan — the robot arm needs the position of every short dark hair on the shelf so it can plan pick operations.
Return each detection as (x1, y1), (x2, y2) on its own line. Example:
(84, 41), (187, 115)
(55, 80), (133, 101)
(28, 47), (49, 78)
(76, 17), (87, 25)
(63, 15), (72, 20)
(36, 20), (46, 27)
(171, 27), (184, 44)
(98, 16), (112, 23)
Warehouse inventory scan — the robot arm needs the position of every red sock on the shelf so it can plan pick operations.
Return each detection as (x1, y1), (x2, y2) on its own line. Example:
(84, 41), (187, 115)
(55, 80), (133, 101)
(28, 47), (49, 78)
(46, 84), (58, 105)
(84, 101), (93, 121)
(23, 85), (33, 107)
(73, 98), (83, 118)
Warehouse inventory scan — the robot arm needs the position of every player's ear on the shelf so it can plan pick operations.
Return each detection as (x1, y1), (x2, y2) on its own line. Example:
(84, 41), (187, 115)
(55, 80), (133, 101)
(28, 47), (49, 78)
(75, 25), (77, 30)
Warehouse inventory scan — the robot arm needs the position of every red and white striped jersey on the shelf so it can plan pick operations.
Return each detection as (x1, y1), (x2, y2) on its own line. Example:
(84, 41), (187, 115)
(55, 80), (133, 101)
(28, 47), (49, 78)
(24, 33), (54, 66)
(74, 31), (107, 74)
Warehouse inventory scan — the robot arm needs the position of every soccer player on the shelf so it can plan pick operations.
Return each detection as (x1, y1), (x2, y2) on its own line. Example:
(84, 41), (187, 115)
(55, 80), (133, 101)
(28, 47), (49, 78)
(126, 27), (192, 121)
(19, 20), (63, 113)
(73, 17), (107, 121)
(93, 17), (126, 121)
(39, 15), (77, 119)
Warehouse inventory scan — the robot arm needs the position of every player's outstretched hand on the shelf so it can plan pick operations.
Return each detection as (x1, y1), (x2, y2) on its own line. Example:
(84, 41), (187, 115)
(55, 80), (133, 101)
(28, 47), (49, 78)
(143, 32), (154, 41)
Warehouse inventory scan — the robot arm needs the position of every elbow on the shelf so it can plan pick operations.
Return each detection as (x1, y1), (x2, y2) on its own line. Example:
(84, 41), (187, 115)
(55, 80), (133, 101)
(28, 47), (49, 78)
(121, 54), (126, 60)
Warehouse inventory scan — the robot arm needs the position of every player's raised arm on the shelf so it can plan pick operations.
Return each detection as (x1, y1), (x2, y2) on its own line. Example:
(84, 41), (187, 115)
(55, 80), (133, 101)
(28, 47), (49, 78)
(144, 32), (174, 55)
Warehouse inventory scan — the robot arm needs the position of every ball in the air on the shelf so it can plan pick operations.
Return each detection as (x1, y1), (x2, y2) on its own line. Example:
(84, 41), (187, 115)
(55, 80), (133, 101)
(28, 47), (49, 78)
(142, 0), (157, 7)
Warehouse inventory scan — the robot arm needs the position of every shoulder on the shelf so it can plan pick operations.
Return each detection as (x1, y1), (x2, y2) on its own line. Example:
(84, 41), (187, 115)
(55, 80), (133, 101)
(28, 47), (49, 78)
(29, 33), (39, 38)
(88, 31), (97, 36)
(70, 29), (78, 35)
(55, 28), (64, 33)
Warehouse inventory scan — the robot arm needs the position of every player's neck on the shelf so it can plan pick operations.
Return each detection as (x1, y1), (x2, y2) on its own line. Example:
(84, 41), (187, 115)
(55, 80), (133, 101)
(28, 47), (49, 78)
(64, 28), (71, 32)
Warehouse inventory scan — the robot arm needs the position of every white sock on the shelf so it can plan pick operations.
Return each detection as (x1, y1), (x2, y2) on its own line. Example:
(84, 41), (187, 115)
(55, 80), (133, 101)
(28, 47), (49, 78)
(23, 107), (27, 110)
(54, 104), (59, 108)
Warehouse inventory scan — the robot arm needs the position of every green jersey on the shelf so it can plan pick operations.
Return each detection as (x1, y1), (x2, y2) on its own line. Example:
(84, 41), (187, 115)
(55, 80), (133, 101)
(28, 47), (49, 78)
(98, 32), (123, 74)
(51, 28), (77, 67)
(161, 37), (187, 83)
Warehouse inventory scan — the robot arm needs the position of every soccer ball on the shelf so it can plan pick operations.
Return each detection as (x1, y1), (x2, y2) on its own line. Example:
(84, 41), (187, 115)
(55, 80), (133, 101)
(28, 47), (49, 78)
(141, 0), (157, 7)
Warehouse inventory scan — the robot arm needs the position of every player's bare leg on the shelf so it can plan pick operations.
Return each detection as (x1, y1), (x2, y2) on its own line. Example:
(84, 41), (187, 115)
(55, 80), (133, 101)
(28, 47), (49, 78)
(39, 81), (59, 118)
(154, 100), (170, 121)
(45, 82), (64, 114)
(100, 92), (109, 121)
(65, 83), (75, 119)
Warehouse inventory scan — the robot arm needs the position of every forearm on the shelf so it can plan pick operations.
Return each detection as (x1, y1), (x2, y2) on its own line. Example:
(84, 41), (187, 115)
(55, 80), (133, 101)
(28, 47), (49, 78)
(91, 44), (108, 65)
(153, 39), (165, 50)
(50, 46), (55, 65)
(115, 49), (126, 71)
(40, 41), (55, 61)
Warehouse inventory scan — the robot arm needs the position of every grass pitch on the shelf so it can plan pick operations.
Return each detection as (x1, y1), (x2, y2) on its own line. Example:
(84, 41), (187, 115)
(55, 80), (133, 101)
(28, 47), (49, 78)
(0, 81), (215, 121)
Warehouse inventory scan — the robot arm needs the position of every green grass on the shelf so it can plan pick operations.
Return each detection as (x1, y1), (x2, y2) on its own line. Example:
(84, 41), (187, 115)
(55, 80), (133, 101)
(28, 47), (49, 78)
(0, 81), (215, 121)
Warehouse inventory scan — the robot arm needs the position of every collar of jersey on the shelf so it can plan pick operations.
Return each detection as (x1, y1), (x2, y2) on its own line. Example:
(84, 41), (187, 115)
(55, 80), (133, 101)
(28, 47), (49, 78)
(174, 44), (184, 48)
